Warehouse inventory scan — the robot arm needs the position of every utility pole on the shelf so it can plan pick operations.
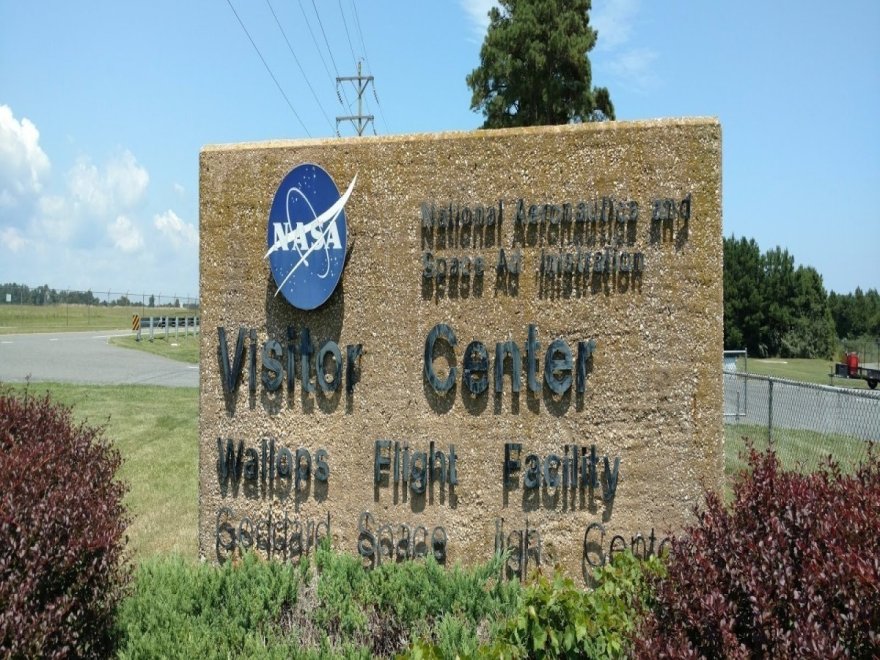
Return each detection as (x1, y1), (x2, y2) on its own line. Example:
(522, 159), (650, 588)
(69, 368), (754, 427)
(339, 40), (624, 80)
(336, 61), (375, 136)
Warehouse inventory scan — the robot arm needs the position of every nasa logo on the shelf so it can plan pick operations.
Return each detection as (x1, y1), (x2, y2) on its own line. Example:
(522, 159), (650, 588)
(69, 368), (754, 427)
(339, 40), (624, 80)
(265, 164), (356, 310)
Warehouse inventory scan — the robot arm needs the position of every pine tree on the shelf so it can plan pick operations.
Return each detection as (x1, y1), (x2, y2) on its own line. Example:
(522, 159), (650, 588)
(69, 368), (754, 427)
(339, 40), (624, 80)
(466, 0), (614, 128)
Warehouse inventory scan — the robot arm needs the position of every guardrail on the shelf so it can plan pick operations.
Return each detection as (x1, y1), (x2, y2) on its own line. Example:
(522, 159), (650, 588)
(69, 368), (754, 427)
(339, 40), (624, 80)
(134, 316), (200, 342)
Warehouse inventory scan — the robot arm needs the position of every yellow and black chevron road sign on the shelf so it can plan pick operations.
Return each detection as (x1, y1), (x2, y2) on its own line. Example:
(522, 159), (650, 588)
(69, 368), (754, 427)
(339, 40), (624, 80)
(132, 314), (140, 331)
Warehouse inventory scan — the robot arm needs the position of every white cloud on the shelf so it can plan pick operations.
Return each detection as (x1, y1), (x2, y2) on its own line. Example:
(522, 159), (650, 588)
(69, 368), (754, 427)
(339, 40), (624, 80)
(33, 194), (75, 243)
(172, 182), (185, 196)
(24, 150), (151, 247)
(154, 209), (197, 249)
(0, 106), (196, 295)
(592, 0), (639, 51)
(0, 105), (50, 208)
(460, 0), (498, 39)
(108, 214), (144, 253)
(0, 226), (28, 252)
(68, 149), (149, 216)
(607, 47), (659, 92)
(592, 0), (658, 93)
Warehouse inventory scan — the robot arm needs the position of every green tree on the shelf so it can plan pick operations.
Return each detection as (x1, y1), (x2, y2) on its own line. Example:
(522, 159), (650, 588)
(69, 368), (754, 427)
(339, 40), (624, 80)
(867, 289), (880, 337)
(830, 287), (880, 341)
(780, 266), (835, 358)
(760, 247), (797, 356)
(30, 285), (51, 305)
(723, 236), (765, 353)
(724, 238), (836, 358)
(466, 0), (614, 128)
(828, 290), (855, 339)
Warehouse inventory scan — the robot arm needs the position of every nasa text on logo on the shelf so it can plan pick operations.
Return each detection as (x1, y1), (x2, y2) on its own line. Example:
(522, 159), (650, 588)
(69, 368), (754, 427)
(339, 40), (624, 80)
(265, 164), (356, 310)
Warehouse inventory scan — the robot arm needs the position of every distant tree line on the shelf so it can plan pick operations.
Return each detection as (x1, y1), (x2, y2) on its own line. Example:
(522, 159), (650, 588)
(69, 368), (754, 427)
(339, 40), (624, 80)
(724, 237), (879, 358)
(828, 288), (880, 342)
(0, 283), (195, 309)
(0, 283), (101, 306)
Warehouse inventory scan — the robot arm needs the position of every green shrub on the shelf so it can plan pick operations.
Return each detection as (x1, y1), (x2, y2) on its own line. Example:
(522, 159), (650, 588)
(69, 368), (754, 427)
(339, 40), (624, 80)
(0, 387), (128, 658)
(312, 542), (518, 656)
(118, 544), (520, 658)
(433, 611), (480, 658)
(471, 551), (663, 659)
(117, 553), (303, 658)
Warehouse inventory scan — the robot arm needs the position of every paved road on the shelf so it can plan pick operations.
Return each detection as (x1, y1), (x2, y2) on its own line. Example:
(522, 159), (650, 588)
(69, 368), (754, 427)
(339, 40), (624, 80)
(0, 330), (198, 387)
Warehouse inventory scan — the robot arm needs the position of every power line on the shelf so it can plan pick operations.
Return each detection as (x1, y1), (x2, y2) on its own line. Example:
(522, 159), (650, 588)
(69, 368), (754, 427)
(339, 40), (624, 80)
(362, 93), (377, 135)
(350, 74), (377, 135)
(371, 84), (390, 134)
(310, 0), (352, 109)
(349, 0), (390, 133)
(311, 0), (341, 75)
(336, 61), (374, 137)
(265, 0), (335, 133)
(350, 0), (370, 64)
(296, 0), (334, 88)
(338, 0), (358, 68)
(224, 0), (311, 136)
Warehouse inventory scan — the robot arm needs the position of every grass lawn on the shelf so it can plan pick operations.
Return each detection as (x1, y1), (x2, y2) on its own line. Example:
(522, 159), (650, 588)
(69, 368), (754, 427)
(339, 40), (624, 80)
(724, 423), (869, 480)
(0, 303), (196, 335)
(110, 333), (200, 364)
(736, 356), (873, 390)
(7, 382), (199, 562)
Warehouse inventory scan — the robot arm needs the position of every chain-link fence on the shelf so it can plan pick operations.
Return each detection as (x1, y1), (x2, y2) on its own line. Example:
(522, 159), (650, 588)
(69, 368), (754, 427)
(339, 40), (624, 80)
(724, 370), (879, 476)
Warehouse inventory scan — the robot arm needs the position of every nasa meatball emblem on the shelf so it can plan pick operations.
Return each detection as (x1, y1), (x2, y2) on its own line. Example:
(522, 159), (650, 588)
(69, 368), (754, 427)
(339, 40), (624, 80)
(265, 164), (356, 310)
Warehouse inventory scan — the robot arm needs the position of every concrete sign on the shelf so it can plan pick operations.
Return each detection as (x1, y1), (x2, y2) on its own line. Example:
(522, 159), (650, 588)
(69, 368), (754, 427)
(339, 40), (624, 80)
(198, 118), (723, 581)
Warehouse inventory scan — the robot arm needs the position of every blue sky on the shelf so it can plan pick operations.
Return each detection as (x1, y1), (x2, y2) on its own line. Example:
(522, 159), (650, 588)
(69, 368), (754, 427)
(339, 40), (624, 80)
(1, 0), (878, 301)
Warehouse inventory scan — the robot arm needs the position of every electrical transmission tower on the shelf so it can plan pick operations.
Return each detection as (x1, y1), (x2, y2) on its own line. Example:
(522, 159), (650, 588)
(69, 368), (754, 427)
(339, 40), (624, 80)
(336, 61), (375, 136)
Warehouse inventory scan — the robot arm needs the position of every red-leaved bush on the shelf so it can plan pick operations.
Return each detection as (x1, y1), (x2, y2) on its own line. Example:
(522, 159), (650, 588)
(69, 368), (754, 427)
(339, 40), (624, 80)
(637, 446), (880, 658)
(0, 387), (129, 658)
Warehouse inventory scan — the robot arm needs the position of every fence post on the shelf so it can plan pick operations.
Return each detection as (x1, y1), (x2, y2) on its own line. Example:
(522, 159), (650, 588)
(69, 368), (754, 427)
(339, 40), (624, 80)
(767, 378), (774, 443)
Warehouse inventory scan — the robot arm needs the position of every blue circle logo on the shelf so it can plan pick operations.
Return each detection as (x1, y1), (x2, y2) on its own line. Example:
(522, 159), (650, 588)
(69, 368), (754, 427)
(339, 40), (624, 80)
(265, 164), (356, 310)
